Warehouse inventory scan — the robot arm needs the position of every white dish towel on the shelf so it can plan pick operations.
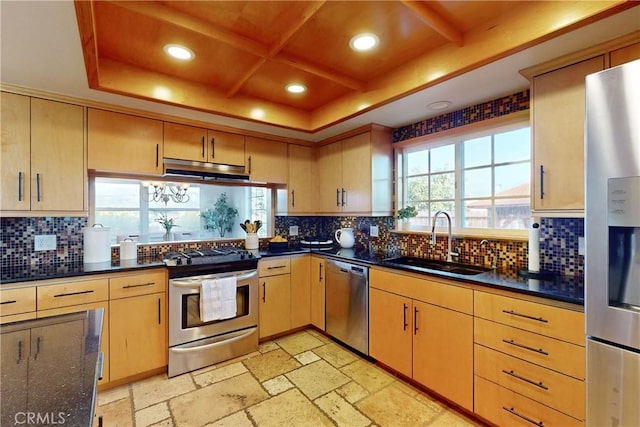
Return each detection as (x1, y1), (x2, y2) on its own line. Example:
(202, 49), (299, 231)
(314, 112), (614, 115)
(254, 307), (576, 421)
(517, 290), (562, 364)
(200, 277), (237, 322)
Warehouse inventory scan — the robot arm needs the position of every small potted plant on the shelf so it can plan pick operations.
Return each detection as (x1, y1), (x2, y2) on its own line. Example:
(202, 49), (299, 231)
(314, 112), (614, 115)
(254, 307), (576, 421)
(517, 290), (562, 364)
(201, 192), (239, 238)
(155, 212), (178, 241)
(396, 205), (417, 229)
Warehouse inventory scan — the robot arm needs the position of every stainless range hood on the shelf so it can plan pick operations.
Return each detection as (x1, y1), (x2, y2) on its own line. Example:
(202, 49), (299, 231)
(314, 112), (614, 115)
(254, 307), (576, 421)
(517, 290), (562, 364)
(163, 158), (250, 182)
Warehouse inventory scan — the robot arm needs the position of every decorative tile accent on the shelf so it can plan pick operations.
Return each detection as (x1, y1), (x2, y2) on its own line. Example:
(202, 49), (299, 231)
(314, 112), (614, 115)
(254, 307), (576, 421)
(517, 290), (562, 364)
(392, 90), (530, 143)
(539, 217), (584, 277)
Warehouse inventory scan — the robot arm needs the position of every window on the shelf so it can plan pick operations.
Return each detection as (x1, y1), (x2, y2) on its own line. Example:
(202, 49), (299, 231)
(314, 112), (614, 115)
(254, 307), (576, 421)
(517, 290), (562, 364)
(398, 123), (531, 235)
(94, 177), (271, 243)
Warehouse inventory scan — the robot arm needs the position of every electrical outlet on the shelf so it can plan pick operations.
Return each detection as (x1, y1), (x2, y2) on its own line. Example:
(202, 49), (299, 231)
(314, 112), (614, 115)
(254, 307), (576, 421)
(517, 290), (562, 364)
(370, 225), (379, 237)
(289, 225), (299, 236)
(578, 237), (585, 256)
(34, 234), (56, 251)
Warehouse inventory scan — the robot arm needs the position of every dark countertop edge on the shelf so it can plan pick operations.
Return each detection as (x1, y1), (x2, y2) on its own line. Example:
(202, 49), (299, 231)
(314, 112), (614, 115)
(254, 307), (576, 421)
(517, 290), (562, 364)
(3, 248), (583, 306)
(1, 260), (165, 286)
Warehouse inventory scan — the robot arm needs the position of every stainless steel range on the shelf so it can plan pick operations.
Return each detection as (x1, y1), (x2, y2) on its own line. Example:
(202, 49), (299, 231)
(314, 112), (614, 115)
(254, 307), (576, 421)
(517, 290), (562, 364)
(164, 248), (259, 377)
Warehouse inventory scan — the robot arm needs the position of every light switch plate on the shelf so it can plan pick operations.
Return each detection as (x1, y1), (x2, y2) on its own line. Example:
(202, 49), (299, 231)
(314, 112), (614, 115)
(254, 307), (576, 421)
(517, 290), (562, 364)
(370, 225), (379, 237)
(35, 234), (57, 251)
(289, 226), (299, 236)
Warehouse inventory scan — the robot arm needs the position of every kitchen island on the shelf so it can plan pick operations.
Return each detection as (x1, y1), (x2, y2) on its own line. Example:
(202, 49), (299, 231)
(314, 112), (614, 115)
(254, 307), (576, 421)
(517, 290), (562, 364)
(0, 308), (103, 427)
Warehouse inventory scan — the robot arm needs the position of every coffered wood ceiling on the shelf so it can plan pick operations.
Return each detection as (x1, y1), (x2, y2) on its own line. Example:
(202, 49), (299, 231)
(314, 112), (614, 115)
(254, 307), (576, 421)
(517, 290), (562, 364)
(75, 1), (633, 133)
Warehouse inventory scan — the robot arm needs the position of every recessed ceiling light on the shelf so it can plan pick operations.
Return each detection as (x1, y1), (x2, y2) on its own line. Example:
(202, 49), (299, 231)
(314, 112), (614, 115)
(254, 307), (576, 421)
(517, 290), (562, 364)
(349, 33), (380, 51)
(163, 44), (195, 61)
(426, 100), (452, 111)
(286, 83), (307, 94)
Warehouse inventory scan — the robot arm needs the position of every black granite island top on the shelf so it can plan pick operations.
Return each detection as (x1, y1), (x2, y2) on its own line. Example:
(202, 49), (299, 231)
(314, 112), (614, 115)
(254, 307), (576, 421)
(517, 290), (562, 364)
(261, 245), (584, 306)
(1, 258), (166, 285)
(0, 308), (103, 427)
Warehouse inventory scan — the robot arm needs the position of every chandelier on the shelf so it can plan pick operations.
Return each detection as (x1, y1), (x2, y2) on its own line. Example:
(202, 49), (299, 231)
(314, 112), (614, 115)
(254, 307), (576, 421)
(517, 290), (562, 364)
(144, 182), (190, 205)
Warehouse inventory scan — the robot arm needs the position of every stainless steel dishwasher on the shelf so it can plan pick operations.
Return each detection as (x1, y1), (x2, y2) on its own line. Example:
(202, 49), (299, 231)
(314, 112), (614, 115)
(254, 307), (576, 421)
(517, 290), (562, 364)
(325, 259), (369, 355)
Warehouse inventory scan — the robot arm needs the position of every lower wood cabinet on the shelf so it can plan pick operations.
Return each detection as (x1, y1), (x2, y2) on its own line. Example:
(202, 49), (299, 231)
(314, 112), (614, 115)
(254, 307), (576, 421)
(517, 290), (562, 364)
(369, 268), (473, 412)
(0, 286), (36, 324)
(310, 256), (326, 331)
(259, 273), (291, 338)
(291, 255), (311, 329)
(109, 292), (166, 381)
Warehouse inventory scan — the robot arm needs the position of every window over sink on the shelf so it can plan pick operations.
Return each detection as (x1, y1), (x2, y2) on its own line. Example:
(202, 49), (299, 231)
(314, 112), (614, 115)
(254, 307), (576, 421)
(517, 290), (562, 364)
(93, 177), (270, 243)
(397, 120), (531, 237)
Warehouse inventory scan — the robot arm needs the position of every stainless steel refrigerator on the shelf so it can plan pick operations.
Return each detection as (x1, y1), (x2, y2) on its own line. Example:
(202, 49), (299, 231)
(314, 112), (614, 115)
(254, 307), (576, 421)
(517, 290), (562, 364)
(585, 59), (640, 427)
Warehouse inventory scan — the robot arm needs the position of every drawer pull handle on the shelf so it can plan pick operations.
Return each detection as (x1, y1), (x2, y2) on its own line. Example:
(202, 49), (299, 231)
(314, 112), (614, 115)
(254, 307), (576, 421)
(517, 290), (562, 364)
(53, 290), (94, 298)
(122, 282), (155, 289)
(502, 406), (544, 426)
(267, 265), (287, 269)
(0, 300), (17, 305)
(502, 369), (549, 390)
(502, 309), (548, 323)
(502, 339), (549, 356)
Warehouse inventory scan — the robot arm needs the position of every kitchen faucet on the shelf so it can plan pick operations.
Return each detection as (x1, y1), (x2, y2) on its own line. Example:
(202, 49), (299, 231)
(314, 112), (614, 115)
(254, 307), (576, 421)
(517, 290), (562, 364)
(480, 239), (498, 269)
(431, 210), (458, 262)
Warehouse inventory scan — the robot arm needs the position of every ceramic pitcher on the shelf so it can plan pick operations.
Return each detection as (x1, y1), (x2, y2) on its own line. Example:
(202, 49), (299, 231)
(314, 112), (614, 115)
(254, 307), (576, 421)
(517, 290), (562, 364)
(334, 228), (355, 249)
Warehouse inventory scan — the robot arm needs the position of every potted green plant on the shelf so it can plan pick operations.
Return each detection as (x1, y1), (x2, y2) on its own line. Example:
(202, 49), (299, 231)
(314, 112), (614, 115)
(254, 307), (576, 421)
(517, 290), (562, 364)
(396, 205), (417, 228)
(155, 212), (178, 241)
(201, 192), (239, 238)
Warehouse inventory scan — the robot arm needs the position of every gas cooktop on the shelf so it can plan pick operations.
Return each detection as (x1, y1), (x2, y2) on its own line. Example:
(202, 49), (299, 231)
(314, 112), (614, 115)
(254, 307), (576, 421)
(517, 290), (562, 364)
(163, 247), (259, 267)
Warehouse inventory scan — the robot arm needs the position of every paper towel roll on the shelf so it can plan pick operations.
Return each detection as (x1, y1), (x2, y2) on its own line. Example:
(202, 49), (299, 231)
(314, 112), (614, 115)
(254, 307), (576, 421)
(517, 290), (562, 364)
(84, 224), (111, 263)
(528, 222), (540, 272)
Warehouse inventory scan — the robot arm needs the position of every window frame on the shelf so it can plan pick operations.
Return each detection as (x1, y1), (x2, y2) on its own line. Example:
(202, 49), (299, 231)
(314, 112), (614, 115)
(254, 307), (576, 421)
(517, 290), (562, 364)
(395, 117), (530, 239)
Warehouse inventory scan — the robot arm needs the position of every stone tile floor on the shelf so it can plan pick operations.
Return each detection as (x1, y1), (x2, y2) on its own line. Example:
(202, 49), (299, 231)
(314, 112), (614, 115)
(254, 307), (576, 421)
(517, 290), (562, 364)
(95, 329), (484, 427)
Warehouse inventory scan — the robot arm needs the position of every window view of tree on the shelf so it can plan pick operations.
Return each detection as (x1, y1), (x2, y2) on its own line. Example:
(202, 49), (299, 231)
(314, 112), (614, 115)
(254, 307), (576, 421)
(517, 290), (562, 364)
(399, 124), (530, 232)
(94, 177), (270, 243)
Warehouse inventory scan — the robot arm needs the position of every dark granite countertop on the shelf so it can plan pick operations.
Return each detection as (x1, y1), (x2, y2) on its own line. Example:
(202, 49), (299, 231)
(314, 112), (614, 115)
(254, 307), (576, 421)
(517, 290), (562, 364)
(262, 245), (584, 306)
(1, 258), (165, 286)
(0, 308), (103, 427)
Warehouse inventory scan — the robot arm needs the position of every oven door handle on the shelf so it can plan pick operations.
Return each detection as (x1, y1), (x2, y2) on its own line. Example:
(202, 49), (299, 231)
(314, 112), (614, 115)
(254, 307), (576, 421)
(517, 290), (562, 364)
(170, 270), (257, 287)
(170, 327), (257, 353)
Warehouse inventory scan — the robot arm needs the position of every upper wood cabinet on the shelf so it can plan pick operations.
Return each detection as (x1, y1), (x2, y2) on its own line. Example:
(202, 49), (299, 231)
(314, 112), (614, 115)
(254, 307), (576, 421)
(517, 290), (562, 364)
(313, 126), (393, 215)
(245, 136), (288, 183)
(529, 55), (604, 214)
(287, 144), (313, 213)
(1, 93), (85, 213)
(208, 130), (245, 166)
(88, 108), (163, 175)
(163, 122), (245, 167)
(610, 41), (640, 67)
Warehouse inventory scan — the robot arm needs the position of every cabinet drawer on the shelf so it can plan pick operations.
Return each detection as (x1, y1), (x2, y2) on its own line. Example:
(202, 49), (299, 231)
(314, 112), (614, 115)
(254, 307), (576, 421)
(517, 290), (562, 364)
(259, 257), (291, 276)
(474, 317), (585, 379)
(110, 270), (166, 299)
(475, 291), (584, 345)
(370, 268), (472, 314)
(475, 344), (585, 420)
(37, 279), (109, 310)
(475, 376), (583, 427)
(0, 287), (36, 316)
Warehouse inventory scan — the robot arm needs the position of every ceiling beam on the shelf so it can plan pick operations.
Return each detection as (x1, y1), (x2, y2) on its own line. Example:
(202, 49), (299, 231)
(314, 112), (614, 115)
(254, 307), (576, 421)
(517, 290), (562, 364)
(109, 0), (364, 93)
(268, 1), (326, 57)
(400, 0), (464, 46)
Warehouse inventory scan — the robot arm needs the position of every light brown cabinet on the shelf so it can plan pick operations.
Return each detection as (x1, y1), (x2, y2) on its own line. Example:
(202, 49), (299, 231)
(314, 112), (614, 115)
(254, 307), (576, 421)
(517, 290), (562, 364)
(287, 144), (314, 213)
(310, 256), (326, 330)
(108, 269), (167, 382)
(290, 255), (311, 329)
(529, 56), (604, 214)
(245, 136), (288, 183)
(610, 41), (640, 67)
(258, 257), (292, 338)
(369, 268), (473, 411)
(1, 93), (85, 213)
(88, 108), (163, 175)
(473, 291), (585, 425)
(313, 126), (393, 215)
(164, 122), (245, 167)
(0, 287), (36, 324)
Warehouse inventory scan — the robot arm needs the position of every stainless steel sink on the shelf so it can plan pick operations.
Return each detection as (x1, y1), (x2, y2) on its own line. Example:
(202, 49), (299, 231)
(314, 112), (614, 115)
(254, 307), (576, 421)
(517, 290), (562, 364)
(382, 256), (492, 276)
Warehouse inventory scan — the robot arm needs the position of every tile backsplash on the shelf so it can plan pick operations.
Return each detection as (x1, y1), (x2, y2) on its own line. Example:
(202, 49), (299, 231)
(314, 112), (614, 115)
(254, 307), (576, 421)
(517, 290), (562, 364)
(2, 215), (583, 278)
